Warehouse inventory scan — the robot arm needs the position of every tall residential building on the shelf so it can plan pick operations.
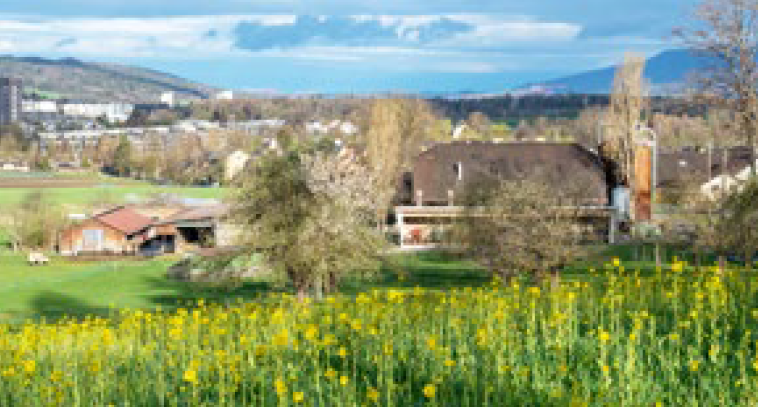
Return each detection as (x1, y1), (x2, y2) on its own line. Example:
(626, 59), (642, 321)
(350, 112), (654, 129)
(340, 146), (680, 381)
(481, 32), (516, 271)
(0, 78), (22, 125)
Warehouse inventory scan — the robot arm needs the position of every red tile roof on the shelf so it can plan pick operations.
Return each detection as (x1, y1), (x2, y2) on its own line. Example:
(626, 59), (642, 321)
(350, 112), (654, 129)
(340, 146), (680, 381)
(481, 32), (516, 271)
(95, 206), (154, 235)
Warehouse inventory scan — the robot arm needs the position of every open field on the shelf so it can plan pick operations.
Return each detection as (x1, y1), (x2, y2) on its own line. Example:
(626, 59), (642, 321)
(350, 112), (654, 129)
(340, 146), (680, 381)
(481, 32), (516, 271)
(0, 185), (226, 207)
(0, 172), (226, 207)
(0, 251), (755, 405)
(0, 248), (755, 405)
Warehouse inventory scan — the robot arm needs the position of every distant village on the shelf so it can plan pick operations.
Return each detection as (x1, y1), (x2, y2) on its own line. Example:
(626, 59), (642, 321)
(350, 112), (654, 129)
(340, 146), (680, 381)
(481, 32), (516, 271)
(2, 76), (758, 261)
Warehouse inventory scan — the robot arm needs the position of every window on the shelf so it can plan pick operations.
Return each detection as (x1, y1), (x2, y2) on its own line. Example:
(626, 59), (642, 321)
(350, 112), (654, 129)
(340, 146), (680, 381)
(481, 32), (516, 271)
(452, 162), (463, 181)
(82, 229), (104, 251)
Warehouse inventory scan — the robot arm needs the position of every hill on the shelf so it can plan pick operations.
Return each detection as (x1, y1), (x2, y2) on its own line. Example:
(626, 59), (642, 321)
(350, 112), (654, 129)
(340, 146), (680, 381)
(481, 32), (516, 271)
(525, 49), (708, 95)
(0, 55), (217, 102)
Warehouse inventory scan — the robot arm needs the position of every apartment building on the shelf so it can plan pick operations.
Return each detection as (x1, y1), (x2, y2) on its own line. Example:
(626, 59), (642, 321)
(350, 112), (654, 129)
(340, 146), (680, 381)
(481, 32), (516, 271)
(0, 78), (22, 125)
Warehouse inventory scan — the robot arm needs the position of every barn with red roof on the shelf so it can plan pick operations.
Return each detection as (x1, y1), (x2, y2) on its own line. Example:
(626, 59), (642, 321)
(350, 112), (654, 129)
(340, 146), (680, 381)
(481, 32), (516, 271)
(59, 206), (155, 256)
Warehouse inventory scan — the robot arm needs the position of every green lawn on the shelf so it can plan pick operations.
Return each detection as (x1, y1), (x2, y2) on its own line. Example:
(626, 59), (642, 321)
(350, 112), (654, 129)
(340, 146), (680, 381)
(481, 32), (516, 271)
(0, 185), (226, 208)
(0, 244), (736, 323)
(0, 255), (176, 322)
(0, 171), (227, 208)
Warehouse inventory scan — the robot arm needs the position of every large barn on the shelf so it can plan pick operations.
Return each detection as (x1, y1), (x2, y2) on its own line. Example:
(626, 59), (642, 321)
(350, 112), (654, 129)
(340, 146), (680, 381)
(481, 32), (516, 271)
(395, 141), (620, 248)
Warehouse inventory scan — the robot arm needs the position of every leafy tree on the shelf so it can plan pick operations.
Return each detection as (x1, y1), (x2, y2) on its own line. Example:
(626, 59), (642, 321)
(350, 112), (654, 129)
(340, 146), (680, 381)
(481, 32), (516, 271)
(112, 135), (133, 176)
(0, 190), (67, 251)
(228, 144), (387, 300)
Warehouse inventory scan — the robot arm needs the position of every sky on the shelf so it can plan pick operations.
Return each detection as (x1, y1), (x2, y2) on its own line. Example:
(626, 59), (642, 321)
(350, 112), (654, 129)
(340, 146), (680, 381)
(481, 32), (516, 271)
(0, 0), (696, 93)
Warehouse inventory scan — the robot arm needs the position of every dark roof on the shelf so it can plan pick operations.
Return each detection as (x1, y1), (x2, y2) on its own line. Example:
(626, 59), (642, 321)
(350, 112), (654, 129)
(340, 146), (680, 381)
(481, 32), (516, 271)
(94, 206), (153, 235)
(657, 146), (754, 187)
(411, 141), (611, 206)
(157, 204), (229, 225)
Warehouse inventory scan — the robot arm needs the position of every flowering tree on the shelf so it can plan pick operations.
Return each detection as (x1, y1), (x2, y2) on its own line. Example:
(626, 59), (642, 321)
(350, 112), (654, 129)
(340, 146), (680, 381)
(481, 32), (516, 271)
(229, 145), (387, 299)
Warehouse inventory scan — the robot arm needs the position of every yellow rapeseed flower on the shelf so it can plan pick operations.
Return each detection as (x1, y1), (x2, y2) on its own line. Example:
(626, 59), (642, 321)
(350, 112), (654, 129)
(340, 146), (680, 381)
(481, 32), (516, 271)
(275, 378), (287, 395)
(183, 369), (198, 384)
(367, 387), (380, 402)
(423, 384), (437, 398)
(273, 329), (290, 346)
(689, 360), (700, 372)
(338, 347), (348, 358)
(325, 368), (337, 379)
(444, 359), (456, 367)
(293, 391), (304, 403)
(339, 375), (349, 386)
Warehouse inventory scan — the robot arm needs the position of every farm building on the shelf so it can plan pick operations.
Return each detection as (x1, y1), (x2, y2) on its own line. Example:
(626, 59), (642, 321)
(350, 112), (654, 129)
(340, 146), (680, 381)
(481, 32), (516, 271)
(152, 204), (232, 253)
(394, 141), (621, 248)
(59, 206), (155, 256)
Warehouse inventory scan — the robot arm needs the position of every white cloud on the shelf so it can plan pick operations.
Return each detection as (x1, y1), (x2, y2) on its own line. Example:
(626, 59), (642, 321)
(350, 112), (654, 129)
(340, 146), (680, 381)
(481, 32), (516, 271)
(0, 40), (14, 52)
(0, 13), (669, 77)
(437, 18), (582, 47)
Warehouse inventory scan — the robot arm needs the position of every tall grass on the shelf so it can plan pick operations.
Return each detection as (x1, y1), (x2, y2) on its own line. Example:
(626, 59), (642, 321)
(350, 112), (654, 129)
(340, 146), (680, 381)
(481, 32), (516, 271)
(0, 260), (756, 406)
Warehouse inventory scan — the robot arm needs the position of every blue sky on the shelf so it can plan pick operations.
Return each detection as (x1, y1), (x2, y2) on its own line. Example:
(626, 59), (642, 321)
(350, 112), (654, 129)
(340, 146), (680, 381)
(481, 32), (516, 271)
(0, 1), (695, 93)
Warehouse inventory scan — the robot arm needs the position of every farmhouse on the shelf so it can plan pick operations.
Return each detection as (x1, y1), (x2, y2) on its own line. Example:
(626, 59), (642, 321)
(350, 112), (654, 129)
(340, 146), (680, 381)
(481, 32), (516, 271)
(153, 204), (232, 253)
(395, 141), (620, 248)
(59, 206), (154, 256)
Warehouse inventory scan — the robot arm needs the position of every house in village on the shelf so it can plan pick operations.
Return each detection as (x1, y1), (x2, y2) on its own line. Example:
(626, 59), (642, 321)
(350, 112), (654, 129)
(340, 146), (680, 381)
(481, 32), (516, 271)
(394, 141), (622, 248)
(654, 146), (755, 201)
(0, 160), (30, 172)
(59, 201), (233, 257)
(59, 206), (155, 256)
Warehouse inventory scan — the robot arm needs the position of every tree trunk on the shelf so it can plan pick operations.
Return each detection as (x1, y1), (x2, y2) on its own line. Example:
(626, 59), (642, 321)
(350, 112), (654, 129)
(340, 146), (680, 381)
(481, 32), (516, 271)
(745, 249), (754, 272)
(695, 249), (702, 272)
(655, 243), (662, 270)
(550, 269), (561, 291)
(718, 255), (726, 275)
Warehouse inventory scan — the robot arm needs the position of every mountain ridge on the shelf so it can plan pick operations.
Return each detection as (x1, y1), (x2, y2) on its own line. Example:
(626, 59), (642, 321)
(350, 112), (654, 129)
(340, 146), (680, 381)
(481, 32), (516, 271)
(526, 49), (707, 95)
(0, 55), (217, 103)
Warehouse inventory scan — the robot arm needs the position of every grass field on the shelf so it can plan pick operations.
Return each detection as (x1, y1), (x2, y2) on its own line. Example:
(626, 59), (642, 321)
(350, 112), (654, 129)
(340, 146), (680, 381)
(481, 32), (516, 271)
(0, 252), (487, 322)
(0, 248), (753, 405)
(0, 185), (226, 207)
(0, 245), (711, 322)
(0, 250), (756, 405)
(0, 171), (227, 207)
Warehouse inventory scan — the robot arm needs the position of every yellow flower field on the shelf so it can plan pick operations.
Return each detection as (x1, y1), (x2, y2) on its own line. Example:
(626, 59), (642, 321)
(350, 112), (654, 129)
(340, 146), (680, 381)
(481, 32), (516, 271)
(0, 260), (757, 406)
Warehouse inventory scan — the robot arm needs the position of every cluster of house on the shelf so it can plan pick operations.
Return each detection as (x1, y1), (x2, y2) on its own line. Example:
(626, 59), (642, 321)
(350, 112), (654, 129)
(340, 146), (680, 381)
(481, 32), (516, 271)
(47, 138), (758, 256)
(59, 198), (234, 257)
(36, 118), (357, 150)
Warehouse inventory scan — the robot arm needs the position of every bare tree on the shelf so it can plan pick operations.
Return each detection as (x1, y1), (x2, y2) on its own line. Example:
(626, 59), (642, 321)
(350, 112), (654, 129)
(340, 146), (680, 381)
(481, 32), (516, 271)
(364, 98), (439, 224)
(457, 178), (592, 288)
(604, 53), (648, 189)
(675, 0), (758, 176)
